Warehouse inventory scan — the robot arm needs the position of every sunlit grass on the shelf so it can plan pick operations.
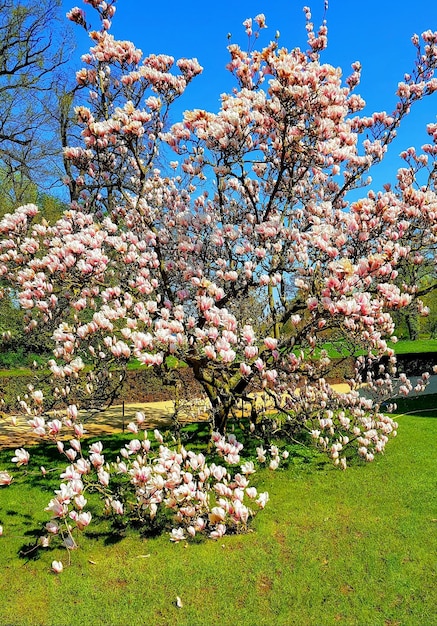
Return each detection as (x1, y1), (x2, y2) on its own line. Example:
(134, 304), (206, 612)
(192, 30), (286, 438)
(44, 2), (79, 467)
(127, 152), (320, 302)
(319, 338), (437, 358)
(388, 338), (437, 354)
(0, 407), (436, 626)
(0, 354), (183, 377)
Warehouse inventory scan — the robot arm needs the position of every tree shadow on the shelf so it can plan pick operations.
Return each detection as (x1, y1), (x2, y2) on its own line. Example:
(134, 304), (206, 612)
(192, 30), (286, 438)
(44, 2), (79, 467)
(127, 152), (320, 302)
(84, 529), (126, 546)
(388, 392), (437, 419)
(18, 527), (53, 561)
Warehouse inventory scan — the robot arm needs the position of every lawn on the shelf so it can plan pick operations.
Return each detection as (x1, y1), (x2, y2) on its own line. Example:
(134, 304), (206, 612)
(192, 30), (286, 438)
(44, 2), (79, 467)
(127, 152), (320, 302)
(320, 338), (437, 358)
(388, 338), (437, 354)
(0, 403), (436, 626)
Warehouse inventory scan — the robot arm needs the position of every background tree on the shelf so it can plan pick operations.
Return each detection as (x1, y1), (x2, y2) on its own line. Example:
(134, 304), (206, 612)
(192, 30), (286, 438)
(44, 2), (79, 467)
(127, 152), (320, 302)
(0, 0), (77, 371)
(0, 0), (73, 212)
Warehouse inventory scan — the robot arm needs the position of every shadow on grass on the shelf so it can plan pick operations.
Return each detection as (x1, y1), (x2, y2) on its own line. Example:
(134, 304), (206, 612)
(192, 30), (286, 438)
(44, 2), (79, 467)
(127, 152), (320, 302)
(5, 509), (26, 517)
(389, 392), (437, 418)
(18, 527), (54, 562)
(86, 513), (170, 544)
(85, 528), (126, 546)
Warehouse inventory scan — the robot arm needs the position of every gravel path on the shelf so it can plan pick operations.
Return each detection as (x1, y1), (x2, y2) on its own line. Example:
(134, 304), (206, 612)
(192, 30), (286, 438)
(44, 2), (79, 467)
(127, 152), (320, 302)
(0, 400), (186, 450)
(0, 386), (353, 450)
(2, 378), (434, 450)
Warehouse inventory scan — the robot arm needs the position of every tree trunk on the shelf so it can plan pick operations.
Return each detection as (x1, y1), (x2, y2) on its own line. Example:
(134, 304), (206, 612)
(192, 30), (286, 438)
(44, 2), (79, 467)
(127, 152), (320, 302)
(190, 360), (253, 434)
(210, 395), (234, 434)
(405, 312), (419, 341)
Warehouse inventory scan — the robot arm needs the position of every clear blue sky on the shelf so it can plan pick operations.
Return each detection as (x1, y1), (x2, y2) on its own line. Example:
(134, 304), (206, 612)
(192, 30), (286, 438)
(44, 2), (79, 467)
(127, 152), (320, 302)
(63, 0), (437, 192)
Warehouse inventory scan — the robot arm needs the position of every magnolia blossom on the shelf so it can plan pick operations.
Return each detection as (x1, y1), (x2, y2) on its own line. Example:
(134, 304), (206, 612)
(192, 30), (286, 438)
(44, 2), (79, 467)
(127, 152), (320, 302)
(256, 446), (267, 463)
(0, 471), (13, 486)
(240, 461), (256, 475)
(75, 511), (92, 530)
(111, 499), (124, 515)
(11, 448), (30, 467)
(269, 458), (280, 470)
(209, 506), (226, 524)
(154, 429), (164, 444)
(256, 492), (269, 509)
(170, 527), (186, 542)
(210, 523), (227, 539)
(51, 560), (63, 574)
(46, 521), (59, 535)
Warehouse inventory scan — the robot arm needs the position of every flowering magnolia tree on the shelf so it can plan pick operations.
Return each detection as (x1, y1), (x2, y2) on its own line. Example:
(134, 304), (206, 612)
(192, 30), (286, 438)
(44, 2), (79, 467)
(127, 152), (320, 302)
(1, 0), (437, 561)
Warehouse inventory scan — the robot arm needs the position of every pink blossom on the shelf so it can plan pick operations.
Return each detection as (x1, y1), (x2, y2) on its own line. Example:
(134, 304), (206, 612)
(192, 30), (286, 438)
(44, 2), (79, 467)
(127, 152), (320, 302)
(45, 498), (67, 518)
(28, 416), (45, 436)
(240, 362), (251, 377)
(66, 405), (78, 421)
(75, 511), (92, 530)
(264, 337), (278, 350)
(254, 13), (267, 29)
(240, 461), (256, 475)
(98, 469), (110, 486)
(170, 527), (186, 542)
(154, 429), (164, 444)
(45, 521), (59, 534)
(244, 345), (258, 359)
(111, 500), (124, 515)
(209, 506), (226, 524)
(210, 523), (227, 539)
(0, 471), (13, 486)
(204, 345), (217, 359)
(256, 492), (269, 509)
(254, 358), (264, 371)
(256, 446), (266, 463)
(65, 449), (77, 462)
(265, 369), (278, 386)
(31, 389), (44, 405)
(269, 458), (280, 470)
(11, 448), (30, 467)
(74, 495), (87, 510)
(246, 487), (258, 499)
(242, 324), (255, 344)
(47, 420), (62, 436)
(126, 439), (142, 454)
(51, 560), (63, 574)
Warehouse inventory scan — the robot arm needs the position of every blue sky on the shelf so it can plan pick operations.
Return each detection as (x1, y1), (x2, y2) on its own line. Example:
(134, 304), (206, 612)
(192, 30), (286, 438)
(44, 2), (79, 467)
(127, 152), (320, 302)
(63, 0), (437, 192)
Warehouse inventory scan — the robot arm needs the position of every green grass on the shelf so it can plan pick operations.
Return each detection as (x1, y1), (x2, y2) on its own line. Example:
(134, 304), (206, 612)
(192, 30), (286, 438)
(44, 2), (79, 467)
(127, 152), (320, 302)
(0, 367), (37, 377)
(0, 410), (436, 626)
(319, 338), (437, 358)
(0, 353), (183, 377)
(388, 338), (437, 354)
(290, 338), (437, 361)
(390, 392), (437, 416)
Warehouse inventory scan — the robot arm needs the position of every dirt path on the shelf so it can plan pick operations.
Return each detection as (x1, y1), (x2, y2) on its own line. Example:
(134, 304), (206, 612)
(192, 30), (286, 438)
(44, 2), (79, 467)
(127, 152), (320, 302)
(0, 400), (183, 450)
(0, 385), (353, 450)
